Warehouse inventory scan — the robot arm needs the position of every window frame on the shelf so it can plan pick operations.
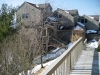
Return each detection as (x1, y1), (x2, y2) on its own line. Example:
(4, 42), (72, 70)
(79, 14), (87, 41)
(22, 13), (29, 19)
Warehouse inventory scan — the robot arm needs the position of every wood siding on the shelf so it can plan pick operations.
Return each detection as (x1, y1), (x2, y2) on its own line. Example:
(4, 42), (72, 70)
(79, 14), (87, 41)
(56, 9), (75, 26)
(17, 2), (41, 27)
(79, 15), (99, 30)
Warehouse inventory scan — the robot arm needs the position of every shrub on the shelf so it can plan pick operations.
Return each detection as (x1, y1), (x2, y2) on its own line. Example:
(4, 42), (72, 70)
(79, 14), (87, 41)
(71, 30), (85, 43)
(97, 44), (100, 52)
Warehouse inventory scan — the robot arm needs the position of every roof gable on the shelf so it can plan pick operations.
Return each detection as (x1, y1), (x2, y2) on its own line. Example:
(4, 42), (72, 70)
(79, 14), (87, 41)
(55, 8), (74, 18)
(16, 2), (38, 12)
(17, 1), (52, 12)
(83, 14), (99, 23)
(89, 15), (99, 22)
(66, 9), (79, 17)
(38, 3), (51, 9)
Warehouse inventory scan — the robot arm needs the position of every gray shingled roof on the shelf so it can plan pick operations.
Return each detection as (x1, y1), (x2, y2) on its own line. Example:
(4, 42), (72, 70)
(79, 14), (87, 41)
(27, 2), (51, 9)
(89, 15), (99, 21)
(26, 2), (38, 9)
(38, 3), (51, 9)
(17, 1), (51, 11)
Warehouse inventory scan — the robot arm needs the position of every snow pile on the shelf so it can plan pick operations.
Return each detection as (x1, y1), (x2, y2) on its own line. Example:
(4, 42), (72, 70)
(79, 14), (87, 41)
(87, 39), (98, 48)
(19, 47), (67, 75)
(74, 25), (83, 30)
(51, 47), (60, 53)
(66, 43), (72, 48)
(19, 42), (73, 75)
(36, 48), (66, 64)
(77, 22), (85, 27)
(86, 30), (97, 34)
(19, 59), (56, 75)
(28, 60), (55, 74)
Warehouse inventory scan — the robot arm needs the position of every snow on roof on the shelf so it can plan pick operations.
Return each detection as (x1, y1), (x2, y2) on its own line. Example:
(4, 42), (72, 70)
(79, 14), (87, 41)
(77, 22), (85, 27)
(65, 11), (69, 14)
(74, 25), (83, 30)
(86, 30), (97, 34)
(60, 26), (64, 30)
(36, 4), (39, 7)
(88, 16), (94, 19)
(48, 17), (57, 21)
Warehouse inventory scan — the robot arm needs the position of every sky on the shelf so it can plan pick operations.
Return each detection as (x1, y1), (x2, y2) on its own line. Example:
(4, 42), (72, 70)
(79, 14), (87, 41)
(0, 0), (100, 16)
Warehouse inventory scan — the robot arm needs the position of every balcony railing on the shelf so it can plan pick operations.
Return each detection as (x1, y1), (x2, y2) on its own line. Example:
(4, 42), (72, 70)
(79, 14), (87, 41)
(40, 37), (86, 75)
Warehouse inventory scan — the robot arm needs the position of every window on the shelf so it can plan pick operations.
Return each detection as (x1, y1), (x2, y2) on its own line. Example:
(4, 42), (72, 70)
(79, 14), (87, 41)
(81, 19), (84, 23)
(59, 14), (62, 18)
(85, 19), (87, 23)
(22, 13), (29, 18)
(81, 19), (88, 23)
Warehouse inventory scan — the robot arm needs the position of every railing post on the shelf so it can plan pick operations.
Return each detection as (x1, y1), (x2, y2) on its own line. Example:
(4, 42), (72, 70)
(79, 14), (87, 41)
(70, 53), (71, 72)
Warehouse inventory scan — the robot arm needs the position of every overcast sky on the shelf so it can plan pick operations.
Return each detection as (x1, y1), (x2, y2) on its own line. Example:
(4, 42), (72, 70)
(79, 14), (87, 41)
(0, 0), (100, 16)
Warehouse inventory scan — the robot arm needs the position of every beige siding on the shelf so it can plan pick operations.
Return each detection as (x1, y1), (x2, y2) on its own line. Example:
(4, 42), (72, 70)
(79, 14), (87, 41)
(57, 10), (75, 26)
(17, 2), (41, 27)
(79, 15), (99, 30)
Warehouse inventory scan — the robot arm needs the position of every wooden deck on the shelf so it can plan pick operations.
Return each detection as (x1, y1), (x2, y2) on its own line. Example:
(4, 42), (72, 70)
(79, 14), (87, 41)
(70, 47), (100, 75)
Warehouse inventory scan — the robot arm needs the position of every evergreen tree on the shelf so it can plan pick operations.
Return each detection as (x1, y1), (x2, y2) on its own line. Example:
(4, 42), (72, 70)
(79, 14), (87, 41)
(0, 3), (16, 41)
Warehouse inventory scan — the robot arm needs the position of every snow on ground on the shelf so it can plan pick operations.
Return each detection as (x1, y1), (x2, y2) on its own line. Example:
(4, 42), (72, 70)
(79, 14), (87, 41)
(66, 43), (72, 48)
(87, 39), (98, 48)
(36, 48), (66, 64)
(19, 47), (66, 75)
(74, 25), (83, 30)
(27, 59), (56, 75)
(51, 47), (60, 53)
(19, 44), (73, 75)
(77, 22), (85, 27)
(19, 59), (56, 75)
(86, 30), (97, 34)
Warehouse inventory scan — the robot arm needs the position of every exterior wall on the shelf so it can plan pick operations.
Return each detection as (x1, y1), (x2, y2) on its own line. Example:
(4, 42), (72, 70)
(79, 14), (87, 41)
(74, 12), (79, 25)
(46, 6), (52, 16)
(56, 9), (75, 26)
(57, 30), (72, 43)
(17, 2), (41, 27)
(86, 34), (99, 41)
(79, 15), (99, 30)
